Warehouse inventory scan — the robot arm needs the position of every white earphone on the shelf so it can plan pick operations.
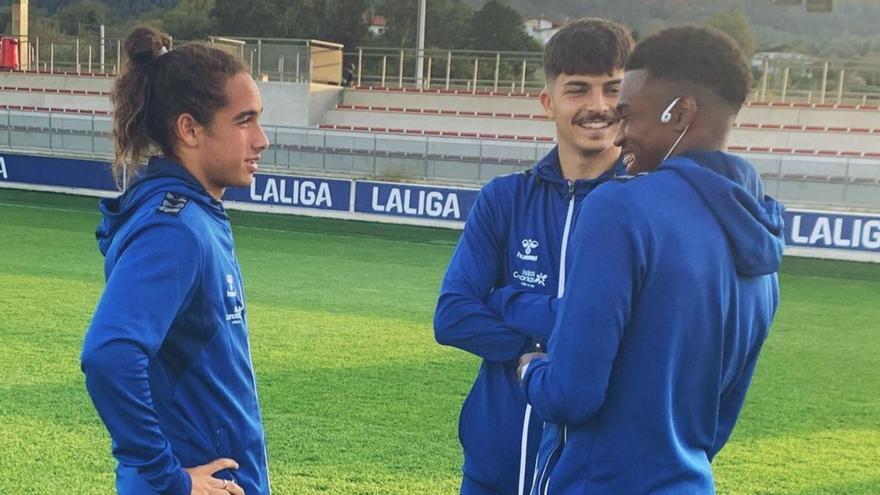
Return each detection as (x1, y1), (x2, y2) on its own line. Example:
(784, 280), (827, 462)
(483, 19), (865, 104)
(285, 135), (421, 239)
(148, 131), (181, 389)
(660, 97), (682, 123)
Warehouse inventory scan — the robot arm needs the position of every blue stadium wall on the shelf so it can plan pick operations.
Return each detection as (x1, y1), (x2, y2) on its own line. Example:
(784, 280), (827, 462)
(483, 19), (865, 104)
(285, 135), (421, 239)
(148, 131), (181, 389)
(1, 152), (878, 263)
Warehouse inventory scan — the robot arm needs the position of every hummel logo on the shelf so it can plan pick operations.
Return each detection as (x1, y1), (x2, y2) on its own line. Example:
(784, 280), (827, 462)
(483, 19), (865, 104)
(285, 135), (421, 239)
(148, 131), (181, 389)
(517, 238), (540, 262)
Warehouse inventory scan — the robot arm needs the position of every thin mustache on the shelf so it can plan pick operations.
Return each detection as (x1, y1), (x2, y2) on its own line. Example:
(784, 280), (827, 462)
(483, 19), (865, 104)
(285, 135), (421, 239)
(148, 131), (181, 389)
(573, 112), (619, 124)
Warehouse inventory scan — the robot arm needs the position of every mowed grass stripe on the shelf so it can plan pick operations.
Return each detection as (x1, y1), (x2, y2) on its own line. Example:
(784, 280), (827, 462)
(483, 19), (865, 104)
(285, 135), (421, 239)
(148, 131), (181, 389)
(1, 188), (878, 494)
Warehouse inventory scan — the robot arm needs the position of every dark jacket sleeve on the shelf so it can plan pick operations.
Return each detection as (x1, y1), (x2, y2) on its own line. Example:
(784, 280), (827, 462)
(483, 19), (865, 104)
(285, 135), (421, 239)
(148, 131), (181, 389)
(81, 218), (201, 495)
(522, 188), (645, 425)
(434, 180), (533, 362)
(708, 317), (771, 461)
(489, 285), (557, 344)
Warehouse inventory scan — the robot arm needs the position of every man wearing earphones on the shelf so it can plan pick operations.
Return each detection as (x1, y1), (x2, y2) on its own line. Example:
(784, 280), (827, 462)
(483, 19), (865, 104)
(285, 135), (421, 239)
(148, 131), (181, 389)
(434, 18), (632, 495)
(517, 26), (784, 494)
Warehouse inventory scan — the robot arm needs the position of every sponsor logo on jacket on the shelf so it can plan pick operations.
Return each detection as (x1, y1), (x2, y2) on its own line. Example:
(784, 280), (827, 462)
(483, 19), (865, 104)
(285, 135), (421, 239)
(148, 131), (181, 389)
(514, 269), (548, 288)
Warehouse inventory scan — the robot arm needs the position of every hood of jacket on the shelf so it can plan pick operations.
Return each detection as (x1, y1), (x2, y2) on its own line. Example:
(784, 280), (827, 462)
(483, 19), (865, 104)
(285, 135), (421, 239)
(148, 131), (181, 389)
(96, 157), (226, 256)
(660, 150), (785, 276)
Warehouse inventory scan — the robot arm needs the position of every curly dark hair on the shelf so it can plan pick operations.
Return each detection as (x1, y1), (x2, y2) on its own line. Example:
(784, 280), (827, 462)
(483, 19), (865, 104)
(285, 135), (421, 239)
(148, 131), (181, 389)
(626, 25), (752, 110)
(110, 26), (246, 188)
(543, 18), (634, 80)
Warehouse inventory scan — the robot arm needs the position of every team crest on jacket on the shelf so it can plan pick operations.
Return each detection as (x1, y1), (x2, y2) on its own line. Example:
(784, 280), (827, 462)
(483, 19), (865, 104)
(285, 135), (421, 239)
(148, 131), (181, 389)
(517, 238), (540, 262)
(225, 274), (237, 298)
(157, 192), (189, 216)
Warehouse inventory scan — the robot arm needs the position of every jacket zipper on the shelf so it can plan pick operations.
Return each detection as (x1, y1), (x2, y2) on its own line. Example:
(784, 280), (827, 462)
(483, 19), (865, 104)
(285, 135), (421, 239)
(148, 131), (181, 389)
(524, 180), (576, 495)
(558, 181), (575, 298)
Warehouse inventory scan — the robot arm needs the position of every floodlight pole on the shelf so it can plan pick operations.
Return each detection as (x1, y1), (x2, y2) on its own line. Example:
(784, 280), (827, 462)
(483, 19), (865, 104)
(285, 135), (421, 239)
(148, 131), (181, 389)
(415, 0), (426, 89)
(100, 24), (105, 73)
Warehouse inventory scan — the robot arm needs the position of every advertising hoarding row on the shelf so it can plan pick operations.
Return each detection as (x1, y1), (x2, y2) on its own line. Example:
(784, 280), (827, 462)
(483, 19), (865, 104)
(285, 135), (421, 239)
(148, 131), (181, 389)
(1, 152), (877, 260)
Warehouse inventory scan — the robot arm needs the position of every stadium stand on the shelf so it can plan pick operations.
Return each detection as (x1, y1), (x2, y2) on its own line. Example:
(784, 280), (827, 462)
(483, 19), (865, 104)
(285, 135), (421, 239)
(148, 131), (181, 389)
(324, 104), (880, 152)
(1, 72), (878, 209)
(343, 85), (880, 127)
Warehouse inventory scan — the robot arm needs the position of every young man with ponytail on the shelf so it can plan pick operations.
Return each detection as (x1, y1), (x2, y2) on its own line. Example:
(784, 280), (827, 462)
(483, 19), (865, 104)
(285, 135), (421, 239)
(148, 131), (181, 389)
(81, 26), (270, 495)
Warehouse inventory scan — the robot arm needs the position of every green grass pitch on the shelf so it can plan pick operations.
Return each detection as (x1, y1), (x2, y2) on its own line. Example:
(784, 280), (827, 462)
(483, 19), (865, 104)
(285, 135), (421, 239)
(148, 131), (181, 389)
(0, 188), (878, 494)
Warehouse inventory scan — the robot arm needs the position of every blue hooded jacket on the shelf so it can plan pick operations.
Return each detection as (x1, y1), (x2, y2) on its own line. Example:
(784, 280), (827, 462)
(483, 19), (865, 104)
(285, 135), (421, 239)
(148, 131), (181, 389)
(81, 158), (270, 494)
(435, 147), (625, 494)
(522, 151), (784, 495)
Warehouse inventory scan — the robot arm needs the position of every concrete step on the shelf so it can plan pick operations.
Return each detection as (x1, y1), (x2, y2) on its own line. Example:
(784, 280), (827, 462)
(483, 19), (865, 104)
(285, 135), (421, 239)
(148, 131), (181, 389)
(0, 90), (111, 112)
(323, 107), (553, 136)
(343, 87), (542, 114)
(0, 71), (115, 92)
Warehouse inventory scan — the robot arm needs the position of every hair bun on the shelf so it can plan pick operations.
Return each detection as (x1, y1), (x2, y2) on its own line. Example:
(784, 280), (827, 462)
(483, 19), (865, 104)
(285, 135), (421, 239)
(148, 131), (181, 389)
(124, 26), (171, 68)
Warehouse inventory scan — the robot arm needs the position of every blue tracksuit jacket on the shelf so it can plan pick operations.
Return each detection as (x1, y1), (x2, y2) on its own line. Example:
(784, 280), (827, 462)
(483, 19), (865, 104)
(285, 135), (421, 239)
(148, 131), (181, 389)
(81, 158), (270, 494)
(522, 151), (784, 494)
(435, 147), (625, 495)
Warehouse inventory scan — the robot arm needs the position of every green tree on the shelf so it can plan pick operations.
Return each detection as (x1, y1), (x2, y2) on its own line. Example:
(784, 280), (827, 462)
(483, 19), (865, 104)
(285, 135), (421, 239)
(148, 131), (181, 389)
(317, 0), (369, 48)
(468, 0), (540, 52)
(704, 8), (759, 57)
(427, 0), (473, 49)
(211, 0), (368, 48)
(379, 0), (473, 49)
(378, 0), (418, 47)
(212, 0), (275, 37)
(275, 0), (324, 38)
(55, 0), (112, 36)
(161, 0), (218, 41)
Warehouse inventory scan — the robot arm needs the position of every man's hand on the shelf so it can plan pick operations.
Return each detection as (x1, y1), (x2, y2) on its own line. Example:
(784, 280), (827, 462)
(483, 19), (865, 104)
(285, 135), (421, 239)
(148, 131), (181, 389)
(185, 458), (245, 494)
(517, 352), (546, 382)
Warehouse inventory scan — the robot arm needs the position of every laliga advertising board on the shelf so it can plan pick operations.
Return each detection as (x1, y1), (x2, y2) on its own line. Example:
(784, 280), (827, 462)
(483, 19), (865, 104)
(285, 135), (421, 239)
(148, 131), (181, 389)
(0, 152), (878, 262)
(784, 210), (880, 259)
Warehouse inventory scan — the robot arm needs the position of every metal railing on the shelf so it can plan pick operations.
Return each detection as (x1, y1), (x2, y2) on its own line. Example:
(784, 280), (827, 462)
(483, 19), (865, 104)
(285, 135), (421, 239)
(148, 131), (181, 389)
(215, 37), (343, 84)
(0, 34), (122, 75)
(0, 34), (344, 85)
(4, 31), (880, 104)
(0, 108), (551, 185)
(346, 46), (880, 105)
(1, 108), (878, 211)
(752, 59), (880, 105)
(751, 152), (880, 210)
(349, 46), (544, 93)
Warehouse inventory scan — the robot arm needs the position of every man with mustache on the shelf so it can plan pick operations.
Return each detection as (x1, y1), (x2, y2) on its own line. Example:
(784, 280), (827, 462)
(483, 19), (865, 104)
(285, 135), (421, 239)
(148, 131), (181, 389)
(518, 26), (784, 494)
(434, 18), (632, 495)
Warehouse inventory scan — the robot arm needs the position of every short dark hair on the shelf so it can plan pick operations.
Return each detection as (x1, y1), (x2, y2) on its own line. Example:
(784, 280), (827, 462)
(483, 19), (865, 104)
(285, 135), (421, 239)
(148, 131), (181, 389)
(543, 18), (634, 81)
(111, 26), (247, 187)
(626, 26), (752, 110)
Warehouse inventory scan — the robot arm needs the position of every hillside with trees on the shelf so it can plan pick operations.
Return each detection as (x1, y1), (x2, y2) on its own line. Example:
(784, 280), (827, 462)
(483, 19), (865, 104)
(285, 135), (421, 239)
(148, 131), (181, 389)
(486, 0), (880, 58)
(4, 0), (880, 60)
